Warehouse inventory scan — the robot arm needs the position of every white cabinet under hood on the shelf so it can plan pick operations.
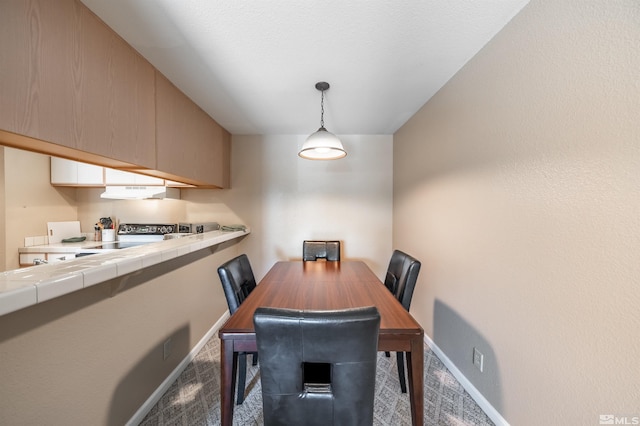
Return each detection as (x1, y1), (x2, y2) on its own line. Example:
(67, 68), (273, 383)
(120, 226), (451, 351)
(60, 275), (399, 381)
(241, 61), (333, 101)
(104, 168), (164, 185)
(100, 186), (180, 200)
(51, 157), (104, 186)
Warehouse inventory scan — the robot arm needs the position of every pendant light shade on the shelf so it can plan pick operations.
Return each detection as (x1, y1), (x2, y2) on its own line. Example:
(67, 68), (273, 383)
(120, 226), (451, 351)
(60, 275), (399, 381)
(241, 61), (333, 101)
(299, 82), (346, 160)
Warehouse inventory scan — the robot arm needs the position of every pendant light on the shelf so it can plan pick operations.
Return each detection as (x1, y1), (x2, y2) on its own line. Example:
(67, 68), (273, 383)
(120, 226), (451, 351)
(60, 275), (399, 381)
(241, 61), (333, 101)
(299, 82), (346, 160)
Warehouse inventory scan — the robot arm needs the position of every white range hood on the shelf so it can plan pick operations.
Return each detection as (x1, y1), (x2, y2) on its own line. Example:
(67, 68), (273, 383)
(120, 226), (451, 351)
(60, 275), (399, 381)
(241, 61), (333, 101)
(100, 186), (180, 200)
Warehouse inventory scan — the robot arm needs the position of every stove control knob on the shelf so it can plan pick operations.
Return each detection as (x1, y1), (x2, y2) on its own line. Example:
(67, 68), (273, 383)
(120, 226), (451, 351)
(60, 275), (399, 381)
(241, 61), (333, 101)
(166, 226), (174, 233)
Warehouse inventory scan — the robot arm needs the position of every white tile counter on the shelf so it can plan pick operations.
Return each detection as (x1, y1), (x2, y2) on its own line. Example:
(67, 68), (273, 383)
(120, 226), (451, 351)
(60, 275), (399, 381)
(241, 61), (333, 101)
(0, 229), (249, 316)
(19, 240), (102, 254)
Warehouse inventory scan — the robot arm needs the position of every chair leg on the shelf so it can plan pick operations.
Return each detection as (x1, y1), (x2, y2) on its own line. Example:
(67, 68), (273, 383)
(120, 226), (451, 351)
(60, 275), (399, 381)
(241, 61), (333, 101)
(252, 351), (259, 366)
(236, 353), (247, 405)
(396, 351), (407, 393)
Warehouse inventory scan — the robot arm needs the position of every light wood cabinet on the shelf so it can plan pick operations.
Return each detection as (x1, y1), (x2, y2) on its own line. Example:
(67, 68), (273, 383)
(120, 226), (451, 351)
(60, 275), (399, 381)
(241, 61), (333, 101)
(155, 72), (230, 188)
(51, 157), (104, 186)
(0, 0), (156, 168)
(1, 0), (231, 188)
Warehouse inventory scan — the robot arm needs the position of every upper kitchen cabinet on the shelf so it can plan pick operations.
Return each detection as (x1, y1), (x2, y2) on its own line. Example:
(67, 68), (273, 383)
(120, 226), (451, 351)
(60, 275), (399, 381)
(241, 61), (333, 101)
(155, 72), (231, 188)
(104, 168), (164, 186)
(0, 0), (156, 169)
(51, 157), (104, 186)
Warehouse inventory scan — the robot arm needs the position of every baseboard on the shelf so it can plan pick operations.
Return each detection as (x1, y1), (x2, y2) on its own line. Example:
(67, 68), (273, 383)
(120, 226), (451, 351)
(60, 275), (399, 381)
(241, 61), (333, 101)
(423, 334), (510, 426)
(127, 311), (231, 426)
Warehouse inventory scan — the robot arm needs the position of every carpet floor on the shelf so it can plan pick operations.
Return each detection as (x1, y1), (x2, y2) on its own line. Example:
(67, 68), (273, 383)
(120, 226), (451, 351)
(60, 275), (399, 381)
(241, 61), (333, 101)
(139, 336), (494, 425)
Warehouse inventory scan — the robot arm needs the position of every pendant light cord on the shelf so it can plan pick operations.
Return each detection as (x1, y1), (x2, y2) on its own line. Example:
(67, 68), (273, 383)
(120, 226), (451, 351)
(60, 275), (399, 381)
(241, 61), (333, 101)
(320, 89), (325, 129)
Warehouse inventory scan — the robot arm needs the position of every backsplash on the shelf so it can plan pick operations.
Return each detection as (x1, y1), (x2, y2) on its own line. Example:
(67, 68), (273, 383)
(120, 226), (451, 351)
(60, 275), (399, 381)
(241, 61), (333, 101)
(23, 236), (48, 247)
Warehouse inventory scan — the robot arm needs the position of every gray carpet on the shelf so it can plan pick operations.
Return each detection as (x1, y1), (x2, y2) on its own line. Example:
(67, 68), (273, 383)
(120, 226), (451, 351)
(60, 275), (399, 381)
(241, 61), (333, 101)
(139, 337), (494, 425)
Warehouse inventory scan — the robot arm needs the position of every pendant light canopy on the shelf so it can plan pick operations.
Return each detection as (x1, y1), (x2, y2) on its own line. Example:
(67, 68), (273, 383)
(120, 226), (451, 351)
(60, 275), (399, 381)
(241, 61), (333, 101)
(299, 82), (346, 160)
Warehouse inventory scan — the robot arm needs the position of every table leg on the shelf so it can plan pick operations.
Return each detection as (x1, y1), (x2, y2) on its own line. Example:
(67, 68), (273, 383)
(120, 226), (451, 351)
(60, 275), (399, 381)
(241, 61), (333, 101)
(406, 337), (424, 426)
(220, 339), (237, 426)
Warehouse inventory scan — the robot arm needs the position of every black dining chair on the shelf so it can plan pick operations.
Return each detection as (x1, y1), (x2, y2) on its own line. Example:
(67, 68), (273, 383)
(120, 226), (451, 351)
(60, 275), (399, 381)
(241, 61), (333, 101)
(254, 306), (380, 426)
(383, 249), (421, 393)
(217, 254), (259, 405)
(303, 240), (341, 261)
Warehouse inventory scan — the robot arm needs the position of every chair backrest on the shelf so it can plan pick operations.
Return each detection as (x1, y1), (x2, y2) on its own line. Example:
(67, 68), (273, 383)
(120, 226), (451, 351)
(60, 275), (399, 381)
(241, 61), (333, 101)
(383, 250), (421, 311)
(303, 240), (341, 261)
(254, 306), (380, 426)
(217, 254), (257, 314)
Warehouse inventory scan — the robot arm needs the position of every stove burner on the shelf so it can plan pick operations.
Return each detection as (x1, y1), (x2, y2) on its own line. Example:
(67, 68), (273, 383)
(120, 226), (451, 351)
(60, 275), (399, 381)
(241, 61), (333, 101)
(117, 223), (177, 242)
(117, 223), (176, 235)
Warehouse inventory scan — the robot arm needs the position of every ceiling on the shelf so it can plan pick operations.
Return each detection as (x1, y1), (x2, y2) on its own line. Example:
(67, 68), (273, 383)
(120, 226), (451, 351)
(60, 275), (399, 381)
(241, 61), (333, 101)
(80, 0), (530, 136)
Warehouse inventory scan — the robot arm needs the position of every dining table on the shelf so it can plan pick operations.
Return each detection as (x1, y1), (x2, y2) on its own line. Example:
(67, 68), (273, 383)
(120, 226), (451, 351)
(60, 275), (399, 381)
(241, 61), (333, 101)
(218, 260), (424, 425)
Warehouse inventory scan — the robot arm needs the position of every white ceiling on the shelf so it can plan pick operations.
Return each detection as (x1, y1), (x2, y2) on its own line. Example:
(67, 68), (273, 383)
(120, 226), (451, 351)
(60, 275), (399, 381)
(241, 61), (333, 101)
(80, 0), (530, 136)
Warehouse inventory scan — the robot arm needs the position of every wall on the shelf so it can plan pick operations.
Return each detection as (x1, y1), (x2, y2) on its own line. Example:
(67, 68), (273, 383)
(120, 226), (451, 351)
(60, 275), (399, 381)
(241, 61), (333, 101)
(0, 133), (391, 424)
(393, 0), (640, 424)
(3, 148), (79, 270)
(0, 243), (241, 425)
(0, 148), (5, 270)
(226, 134), (394, 281)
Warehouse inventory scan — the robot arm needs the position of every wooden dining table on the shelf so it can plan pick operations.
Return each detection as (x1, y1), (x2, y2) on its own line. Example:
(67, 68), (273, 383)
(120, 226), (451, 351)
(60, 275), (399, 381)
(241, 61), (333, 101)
(218, 260), (424, 425)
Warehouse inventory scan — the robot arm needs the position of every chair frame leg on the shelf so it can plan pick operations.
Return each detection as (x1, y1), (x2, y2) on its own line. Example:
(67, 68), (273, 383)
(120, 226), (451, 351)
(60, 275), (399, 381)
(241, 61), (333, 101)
(236, 353), (247, 405)
(396, 351), (407, 393)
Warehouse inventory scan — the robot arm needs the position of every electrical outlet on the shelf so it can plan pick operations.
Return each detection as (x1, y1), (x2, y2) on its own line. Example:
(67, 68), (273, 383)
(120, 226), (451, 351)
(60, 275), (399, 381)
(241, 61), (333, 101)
(163, 338), (172, 360)
(473, 347), (484, 372)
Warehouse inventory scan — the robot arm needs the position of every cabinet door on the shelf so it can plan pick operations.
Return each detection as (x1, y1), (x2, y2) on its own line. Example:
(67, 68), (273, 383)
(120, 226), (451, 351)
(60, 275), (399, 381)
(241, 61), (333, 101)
(77, 5), (156, 167)
(77, 162), (104, 184)
(1, 1), (78, 145)
(46, 253), (76, 263)
(51, 158), (78, 185)
(51, 157), (103, 186)
(105, 168), (164, 185)
(155, 72), (230, 188)
(0, 1), (156, 168)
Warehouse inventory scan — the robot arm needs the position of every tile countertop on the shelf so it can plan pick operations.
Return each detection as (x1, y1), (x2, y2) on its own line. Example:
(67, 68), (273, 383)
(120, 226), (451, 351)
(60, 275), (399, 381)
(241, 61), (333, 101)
(0, 228), (250, 317)
(19, 239), (106, 253)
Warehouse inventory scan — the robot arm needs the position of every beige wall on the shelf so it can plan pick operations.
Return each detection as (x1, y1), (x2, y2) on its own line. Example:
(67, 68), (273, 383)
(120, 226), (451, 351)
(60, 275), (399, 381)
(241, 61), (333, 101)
(74, 133), (394, 282)
(0, 133), (392, 424)
(393, 0), (639, 424)
(0, 149), (5, 270)
(227, 134), (394, 281)
(0, 243), (241, 425)
(3, 148), (79, 270)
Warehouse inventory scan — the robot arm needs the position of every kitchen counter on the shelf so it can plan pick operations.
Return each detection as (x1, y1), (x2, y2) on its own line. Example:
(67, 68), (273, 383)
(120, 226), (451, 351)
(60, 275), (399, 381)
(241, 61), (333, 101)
(1, 228), (250, 316)
(19, 240), (106, 254)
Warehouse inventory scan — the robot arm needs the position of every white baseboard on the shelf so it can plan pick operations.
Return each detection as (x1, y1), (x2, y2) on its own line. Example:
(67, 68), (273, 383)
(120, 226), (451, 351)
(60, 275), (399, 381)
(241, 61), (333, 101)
(127, 311), (231, 426)
(423, 334), (509, 426)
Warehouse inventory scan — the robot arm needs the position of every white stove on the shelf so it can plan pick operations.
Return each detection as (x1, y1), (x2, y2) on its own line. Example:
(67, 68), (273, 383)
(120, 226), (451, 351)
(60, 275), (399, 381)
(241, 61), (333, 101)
(116, 223), (177, 242)
(77, 223), (177, 256)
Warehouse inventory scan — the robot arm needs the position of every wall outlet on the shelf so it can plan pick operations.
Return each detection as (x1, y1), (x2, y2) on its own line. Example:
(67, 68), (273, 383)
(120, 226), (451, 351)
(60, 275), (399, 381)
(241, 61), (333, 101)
(473, 347), (484, 372)
(163, 338), (172, 360)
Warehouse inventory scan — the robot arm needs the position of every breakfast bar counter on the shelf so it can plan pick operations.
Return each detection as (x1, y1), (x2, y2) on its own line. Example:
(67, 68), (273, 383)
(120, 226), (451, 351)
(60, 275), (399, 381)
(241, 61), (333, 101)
(0, 228), (250, 317)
